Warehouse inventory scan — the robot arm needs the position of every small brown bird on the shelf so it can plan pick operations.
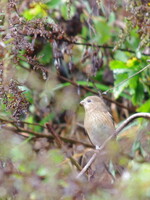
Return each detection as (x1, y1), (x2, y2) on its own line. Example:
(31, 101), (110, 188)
(80, 95), (115, 149)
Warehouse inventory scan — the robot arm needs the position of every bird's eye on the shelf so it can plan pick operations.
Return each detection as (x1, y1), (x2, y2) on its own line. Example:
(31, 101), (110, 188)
(87, 99), (91, 103)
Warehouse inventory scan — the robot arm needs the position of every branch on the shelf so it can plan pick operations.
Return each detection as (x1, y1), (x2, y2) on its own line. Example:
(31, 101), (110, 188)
(0, 117), (46, 129)
(62, 39), (150, 57)
(69, 156), (82, 171)
(115, 112), (150, 135)
(76, 151), (97, 178)
(46, 123), (62, 148)
(3, 126), (93, 148)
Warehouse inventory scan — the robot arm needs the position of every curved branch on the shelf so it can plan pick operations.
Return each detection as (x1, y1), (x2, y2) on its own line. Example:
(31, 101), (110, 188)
(115, 112), (150, 135)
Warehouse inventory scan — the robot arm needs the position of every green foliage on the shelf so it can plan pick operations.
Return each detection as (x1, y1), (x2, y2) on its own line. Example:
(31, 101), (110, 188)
(23, 2), (48, 20)
(137, 100), (150, 113)
(94, 17), (111, 45)
(24, 89), (33, 104)
(110, 60), (127, 69)
(37, 43), (52, 64)
(46, 0), (62, 8)
(125, 28), (140, 50)
(110, 57), (149, 105)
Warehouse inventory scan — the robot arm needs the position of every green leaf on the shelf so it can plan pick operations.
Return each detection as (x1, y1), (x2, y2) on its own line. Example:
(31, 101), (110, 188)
(24, 90), (33, 104)
(114, 51), (128, 62)
(39, 113), (55, 125)
(126, 57), (140, 68)
(81, 26), (88, 39)
(108, 12), (116, 24)
(132, 81), (144, 105)
(129, 75), (139, 90)
(94, 18), (111, 45)
(126, 28), (140, 50)
(77, 80), (109, 91)
(110, 60), (127, 69)
(38, 43), (52, 64)
(113, 73), (129, 98)
(137, 99), (150, 112)
(46, 0), (61, 8)
(60, 4), (75, 20)
(23, 3), (48, 20)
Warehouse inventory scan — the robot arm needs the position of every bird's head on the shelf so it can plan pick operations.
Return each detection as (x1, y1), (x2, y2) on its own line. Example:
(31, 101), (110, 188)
(80, 95), (107, 112)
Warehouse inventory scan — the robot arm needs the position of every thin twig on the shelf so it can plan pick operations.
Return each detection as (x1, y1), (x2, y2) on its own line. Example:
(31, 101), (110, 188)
(46, 123), (62, 148)
(76, 151), (97, 178)
(0, 117), (83, 131)
(69, 156), (82, 171)
(0, 117), (46, 129)
(103, 162), (115, 182)
(2, 126), (93, 148)
(62, 39), (150, 56)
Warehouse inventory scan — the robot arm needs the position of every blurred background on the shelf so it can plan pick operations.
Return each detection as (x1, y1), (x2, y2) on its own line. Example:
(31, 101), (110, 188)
(0, 0), (150, 199)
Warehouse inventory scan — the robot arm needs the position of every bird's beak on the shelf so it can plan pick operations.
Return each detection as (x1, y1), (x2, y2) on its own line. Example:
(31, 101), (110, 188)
(80, 100), (84, 106)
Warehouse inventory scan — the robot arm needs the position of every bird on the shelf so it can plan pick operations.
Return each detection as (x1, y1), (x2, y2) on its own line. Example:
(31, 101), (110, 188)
(80, 95), (115, 149)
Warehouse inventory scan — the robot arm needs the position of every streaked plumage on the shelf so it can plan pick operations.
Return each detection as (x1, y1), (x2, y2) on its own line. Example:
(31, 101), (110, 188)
(80, 96), (115, 148)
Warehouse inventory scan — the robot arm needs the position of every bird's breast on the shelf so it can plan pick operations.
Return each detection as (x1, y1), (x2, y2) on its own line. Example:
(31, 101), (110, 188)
(84, 111), (114, 146)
